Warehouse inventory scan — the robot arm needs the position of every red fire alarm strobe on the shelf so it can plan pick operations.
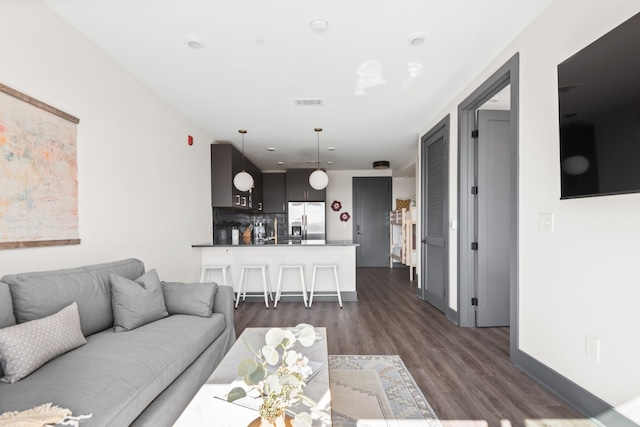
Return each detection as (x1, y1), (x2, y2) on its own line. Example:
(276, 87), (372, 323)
(188, 135), (193, 146)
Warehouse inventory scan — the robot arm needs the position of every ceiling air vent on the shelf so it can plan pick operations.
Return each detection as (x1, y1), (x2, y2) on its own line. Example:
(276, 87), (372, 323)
(294, 99), (324, 106)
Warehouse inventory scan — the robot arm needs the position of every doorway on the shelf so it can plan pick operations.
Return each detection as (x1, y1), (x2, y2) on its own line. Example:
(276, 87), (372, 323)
(458, 54), (519, 356)
(352, 177), (392, 267)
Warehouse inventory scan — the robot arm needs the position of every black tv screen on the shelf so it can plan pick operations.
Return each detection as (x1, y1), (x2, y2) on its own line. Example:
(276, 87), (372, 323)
(558, 12), (640, 199)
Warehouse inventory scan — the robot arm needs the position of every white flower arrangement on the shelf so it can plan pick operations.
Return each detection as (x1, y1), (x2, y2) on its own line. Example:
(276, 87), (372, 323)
(228, 325), (323, 427)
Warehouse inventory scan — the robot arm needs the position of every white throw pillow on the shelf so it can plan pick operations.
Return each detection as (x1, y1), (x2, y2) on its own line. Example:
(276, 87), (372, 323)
(0, 302), (87, 383)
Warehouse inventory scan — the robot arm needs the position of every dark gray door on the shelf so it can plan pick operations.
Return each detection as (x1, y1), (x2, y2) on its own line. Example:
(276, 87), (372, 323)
(353, 177), (391, 267)
(476, 110), (510, 327)
(421, 117), (449, 312)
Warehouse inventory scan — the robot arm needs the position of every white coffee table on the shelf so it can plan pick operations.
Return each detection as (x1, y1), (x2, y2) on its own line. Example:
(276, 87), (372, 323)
(174, 327), (331, 427)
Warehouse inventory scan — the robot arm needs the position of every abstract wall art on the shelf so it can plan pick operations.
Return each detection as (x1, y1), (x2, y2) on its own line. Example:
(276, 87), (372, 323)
(0, 83), (80, 249)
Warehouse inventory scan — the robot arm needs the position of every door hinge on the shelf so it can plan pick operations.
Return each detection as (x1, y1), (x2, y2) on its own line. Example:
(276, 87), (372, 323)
(471, 186), (478, 195)
(471, 297), (478, 306)
(471, 129), (479, 138)
(471, 242), (478, 250)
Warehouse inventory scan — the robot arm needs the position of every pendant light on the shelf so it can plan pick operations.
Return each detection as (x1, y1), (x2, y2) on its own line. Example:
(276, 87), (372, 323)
(233, 129), (254, 192)
(309, 128), (329, 190)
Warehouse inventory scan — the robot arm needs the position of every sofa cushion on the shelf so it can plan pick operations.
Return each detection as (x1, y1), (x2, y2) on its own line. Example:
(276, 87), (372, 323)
(0, 313), (226, 427)
(161, 282), (217, 317)
(0, 303), (86, 384)
(110, 269), (168, 332)
(3, 259), (145, 336)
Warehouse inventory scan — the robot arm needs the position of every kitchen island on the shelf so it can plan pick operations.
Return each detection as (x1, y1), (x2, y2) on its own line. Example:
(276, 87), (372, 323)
(192, 240), (359, 303)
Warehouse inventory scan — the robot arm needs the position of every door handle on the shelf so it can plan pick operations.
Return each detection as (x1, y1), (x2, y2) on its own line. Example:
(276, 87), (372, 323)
(421, 239), (427, 244)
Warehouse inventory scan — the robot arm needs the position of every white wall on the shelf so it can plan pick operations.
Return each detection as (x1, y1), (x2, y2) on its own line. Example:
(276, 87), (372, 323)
(391, 177), (415, 205)
(418, 0), (640, 422)
(0, 0), (213, 282)
(326, 170), (392, 241)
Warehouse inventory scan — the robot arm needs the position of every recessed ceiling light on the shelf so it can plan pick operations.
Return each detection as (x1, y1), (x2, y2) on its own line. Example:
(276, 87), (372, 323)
(184, 36), (205, 49)
(267, 147), (275, 151)
(326, 161), (333, 165)
(277, 161), (284, 165)
(327, 147), (336, 151)
(310, 18), (329, 33)
(408, 33), (427, 46)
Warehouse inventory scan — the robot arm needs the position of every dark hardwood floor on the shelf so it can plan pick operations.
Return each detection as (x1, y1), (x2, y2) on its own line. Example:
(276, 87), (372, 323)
(233, 267), (595, 427)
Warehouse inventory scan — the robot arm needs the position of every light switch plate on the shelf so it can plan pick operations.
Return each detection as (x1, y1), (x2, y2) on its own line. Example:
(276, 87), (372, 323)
(586, 335), (601, 362)
(539, 212), (554, 232)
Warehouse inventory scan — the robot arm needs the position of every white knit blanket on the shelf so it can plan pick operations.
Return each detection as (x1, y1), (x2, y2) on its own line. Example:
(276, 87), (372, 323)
(0, 403), (92, 427)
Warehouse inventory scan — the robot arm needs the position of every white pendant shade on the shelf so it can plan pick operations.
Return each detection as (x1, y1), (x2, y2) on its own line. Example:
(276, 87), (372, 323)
(309, 169), (329, 190)
(309, 127), (329, 190)
(233, 170), (254, 192)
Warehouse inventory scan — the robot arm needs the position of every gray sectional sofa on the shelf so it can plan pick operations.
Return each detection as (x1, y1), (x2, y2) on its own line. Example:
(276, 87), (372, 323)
(0, 258), (236, 426)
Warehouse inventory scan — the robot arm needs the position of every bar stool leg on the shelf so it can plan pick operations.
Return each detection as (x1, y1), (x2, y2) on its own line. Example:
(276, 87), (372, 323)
(261, 266), (270, 309)
(300, 266), (308, 308)
(235, 267), (246, 309)
(275, 266), (283, 309)
(309, 266), (317, 308)
(333, 266), (343, 308)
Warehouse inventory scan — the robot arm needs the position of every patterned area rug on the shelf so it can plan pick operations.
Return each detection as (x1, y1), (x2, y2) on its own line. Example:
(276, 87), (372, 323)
(329, 355), (441, 427)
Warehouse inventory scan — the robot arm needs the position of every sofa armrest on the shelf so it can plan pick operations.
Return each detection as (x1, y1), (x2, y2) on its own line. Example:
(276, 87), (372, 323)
(213, 285), (235, 332)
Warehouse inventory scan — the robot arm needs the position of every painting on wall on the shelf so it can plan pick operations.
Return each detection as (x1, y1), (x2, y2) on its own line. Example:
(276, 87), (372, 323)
(0, 83), (80, 249)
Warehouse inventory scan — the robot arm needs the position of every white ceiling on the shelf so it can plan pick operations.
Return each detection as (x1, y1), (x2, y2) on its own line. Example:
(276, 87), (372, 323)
(42, 0), (553, 172)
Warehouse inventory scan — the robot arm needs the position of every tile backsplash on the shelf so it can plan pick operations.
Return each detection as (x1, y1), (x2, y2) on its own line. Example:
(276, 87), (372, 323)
(212, 208), (287, 242)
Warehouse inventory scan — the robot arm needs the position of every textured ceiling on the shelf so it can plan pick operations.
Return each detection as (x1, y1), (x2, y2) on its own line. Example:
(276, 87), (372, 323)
(42, 0), (553, 172)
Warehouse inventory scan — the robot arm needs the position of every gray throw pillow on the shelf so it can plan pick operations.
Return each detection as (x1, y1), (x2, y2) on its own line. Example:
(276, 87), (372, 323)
(0, 302), (87, 383)
(110, 269), (168, 332)
(161, 282), (217, 317)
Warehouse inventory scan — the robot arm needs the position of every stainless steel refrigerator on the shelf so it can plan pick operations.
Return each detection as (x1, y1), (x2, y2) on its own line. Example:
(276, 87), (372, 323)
(288, 202), (326, 241)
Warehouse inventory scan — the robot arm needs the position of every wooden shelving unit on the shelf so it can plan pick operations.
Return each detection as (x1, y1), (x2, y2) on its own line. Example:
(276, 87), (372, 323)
(389, 207), (416, 279)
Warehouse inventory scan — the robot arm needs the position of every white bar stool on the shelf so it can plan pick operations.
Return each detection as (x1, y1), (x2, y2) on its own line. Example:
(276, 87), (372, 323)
(236, 264), (273, 309)
(309, 264), (342, 308)
(200, 264), (232, 287)
(274, 264), (308, 308)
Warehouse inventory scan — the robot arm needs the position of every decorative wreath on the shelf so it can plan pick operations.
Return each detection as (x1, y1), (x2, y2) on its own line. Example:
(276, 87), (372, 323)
(331, 200), (342, 212)
(340, 212), (350, 222)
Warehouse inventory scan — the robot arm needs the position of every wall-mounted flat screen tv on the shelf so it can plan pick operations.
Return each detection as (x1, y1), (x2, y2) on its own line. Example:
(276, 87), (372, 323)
(558, 12), (640, 199)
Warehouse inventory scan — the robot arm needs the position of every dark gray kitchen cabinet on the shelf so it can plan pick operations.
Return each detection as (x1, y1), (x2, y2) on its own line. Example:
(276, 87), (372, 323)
(246, 160), (263, 211)
(210, 143), (261, 210)
(286, 169), (326, 201)
(263, 173), (287, 213)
